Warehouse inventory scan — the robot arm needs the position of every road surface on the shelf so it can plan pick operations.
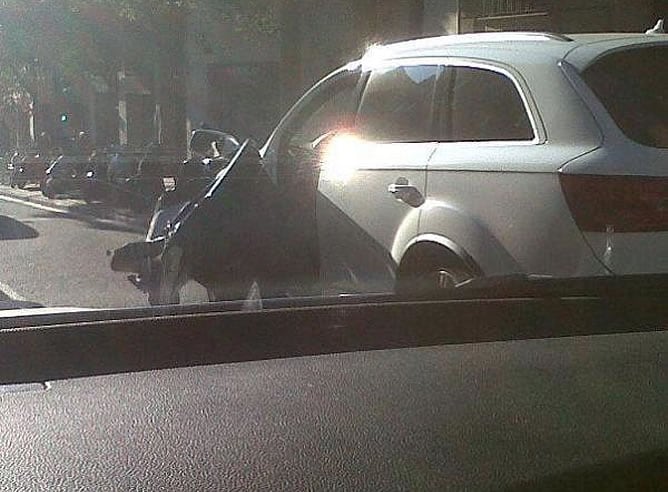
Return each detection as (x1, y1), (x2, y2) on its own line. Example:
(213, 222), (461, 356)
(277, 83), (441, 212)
(0, 196), (150, 309)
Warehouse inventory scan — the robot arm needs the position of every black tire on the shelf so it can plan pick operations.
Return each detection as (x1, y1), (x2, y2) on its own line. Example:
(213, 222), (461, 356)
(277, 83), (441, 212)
(42, 184), (55, 199)
(396, 245), (475, 297)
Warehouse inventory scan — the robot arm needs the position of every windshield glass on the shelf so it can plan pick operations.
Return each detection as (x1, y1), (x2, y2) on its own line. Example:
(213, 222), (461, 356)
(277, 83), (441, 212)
(0, 2), (666, 312)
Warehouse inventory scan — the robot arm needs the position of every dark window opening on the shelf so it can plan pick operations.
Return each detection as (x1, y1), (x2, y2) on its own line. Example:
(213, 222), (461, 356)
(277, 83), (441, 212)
(583, 46), (668, 149)
(439, 66), (534, 142)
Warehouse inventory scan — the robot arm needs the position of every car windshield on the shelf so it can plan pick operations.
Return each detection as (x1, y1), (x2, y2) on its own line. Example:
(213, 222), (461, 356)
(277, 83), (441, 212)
(0, 2), (666, 312)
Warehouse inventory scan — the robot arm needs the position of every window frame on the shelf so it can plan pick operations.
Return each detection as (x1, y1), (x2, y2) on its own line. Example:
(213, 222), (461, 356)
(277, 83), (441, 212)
(263, 66), (364, 156)
(260, 65), (364, 183)
(283, 74), (364, 151)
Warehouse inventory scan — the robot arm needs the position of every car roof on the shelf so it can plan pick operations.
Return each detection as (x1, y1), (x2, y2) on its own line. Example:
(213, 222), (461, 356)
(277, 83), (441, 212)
(365, 32), (667, 71)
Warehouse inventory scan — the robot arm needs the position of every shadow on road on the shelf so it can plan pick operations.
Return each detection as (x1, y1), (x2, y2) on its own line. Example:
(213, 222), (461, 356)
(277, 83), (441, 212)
(66, 203), (149, 234)
(85, 220), (147, 235)
(0, 185), (149, 234)
(30, 210), (147, 235)
(0, 215), (39, 240)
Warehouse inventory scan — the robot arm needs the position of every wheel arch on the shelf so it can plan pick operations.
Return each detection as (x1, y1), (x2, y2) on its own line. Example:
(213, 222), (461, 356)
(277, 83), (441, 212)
(397, 234), (484, 279)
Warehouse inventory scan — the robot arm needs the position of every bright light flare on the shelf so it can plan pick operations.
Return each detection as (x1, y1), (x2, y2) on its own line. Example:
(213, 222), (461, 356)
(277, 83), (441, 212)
(320, 133), (368, 184)
(361, 43), (390, 71)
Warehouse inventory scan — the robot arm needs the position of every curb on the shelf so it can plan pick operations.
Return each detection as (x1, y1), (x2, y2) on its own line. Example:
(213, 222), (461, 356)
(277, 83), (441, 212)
(0, 185), (148, 234)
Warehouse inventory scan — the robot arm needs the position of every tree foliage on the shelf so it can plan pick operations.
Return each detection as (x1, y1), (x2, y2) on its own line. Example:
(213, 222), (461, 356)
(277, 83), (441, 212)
(0, 0), (280, 110)
(0, 0), (186, 106)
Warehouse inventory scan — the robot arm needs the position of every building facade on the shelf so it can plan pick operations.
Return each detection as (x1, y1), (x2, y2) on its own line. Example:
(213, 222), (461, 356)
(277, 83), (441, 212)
(458, 0), (667, 33)
(9, 0), (665, 154)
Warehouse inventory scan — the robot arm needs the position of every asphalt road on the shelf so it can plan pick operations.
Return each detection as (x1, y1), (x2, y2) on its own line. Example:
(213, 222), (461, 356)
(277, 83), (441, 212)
(0, 196), (149, 309)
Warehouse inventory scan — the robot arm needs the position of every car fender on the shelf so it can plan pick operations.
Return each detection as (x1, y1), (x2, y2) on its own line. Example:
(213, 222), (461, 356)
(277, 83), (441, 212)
(388, 206), (422, 267)
(396, 200), (523, 276)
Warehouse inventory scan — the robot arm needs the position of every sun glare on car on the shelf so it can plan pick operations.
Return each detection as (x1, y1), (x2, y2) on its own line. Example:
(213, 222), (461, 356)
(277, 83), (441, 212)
(319, 132), (367, 184)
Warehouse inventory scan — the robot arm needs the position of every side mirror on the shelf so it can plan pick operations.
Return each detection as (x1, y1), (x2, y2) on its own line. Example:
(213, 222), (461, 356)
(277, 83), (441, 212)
(190, 129), (240, 157)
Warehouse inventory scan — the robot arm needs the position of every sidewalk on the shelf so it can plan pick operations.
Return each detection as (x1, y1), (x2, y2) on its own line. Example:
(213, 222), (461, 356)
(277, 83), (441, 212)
(0, 185), (149, 234)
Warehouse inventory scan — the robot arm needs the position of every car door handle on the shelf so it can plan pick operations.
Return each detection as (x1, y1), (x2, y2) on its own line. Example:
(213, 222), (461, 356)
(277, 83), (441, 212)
(388, 183), (418, 194)
(388, 179), (424, 207)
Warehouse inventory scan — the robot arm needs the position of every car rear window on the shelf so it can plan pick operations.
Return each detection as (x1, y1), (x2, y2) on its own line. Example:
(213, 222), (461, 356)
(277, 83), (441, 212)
(582, 46), (668, 149)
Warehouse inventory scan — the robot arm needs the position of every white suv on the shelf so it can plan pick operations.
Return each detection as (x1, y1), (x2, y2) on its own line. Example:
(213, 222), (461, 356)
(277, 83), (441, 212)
(261, 31), (668, 295)
(114, 31), (668, 302)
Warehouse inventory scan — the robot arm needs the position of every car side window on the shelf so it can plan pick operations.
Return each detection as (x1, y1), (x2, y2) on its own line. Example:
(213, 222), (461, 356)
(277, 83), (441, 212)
(356, 64), (439, 142)
(282, 70), (361, 151)
(263, 69), (360, 186)
(439, 66), (534, 142)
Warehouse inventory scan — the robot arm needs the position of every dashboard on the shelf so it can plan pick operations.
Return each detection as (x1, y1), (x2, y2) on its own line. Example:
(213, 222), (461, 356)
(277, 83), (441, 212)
(1, 297), (667, 490)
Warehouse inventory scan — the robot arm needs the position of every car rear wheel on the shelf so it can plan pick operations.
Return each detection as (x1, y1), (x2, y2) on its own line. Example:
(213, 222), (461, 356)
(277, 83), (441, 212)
(396, 244), (475, 297)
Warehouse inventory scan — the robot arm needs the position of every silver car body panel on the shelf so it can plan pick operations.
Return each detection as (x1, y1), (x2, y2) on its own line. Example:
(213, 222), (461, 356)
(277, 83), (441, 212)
(264, 32), (667, 293)
(383, 34), (665, 283)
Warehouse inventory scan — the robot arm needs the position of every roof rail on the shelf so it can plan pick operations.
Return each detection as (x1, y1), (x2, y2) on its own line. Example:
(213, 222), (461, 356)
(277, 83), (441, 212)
(539, 32), (574, 41)
(389, 31), (572, 44)
(475, 31), (573, 42)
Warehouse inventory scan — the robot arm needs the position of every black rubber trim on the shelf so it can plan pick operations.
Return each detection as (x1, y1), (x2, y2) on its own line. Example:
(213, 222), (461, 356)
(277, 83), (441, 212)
(1, 293), (666, 385)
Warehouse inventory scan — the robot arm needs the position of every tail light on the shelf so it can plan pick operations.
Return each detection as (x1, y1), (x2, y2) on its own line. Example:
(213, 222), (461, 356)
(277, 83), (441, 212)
(559, 174), (668, 233)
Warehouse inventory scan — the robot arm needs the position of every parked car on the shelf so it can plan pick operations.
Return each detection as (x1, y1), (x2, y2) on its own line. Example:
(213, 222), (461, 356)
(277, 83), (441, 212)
(80, 145), (183, 211)
(79, 148), (112, 203)
(41, 153), (93, 199)
(123, 144), (185, 211)
(113, 31), (668, 303)
(111, 145), (185, 212)
(79, 146), (138, 205)
(276, 31), (668, 295)
(5, 150), (21, 172)
(9, 151), (50, 189)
